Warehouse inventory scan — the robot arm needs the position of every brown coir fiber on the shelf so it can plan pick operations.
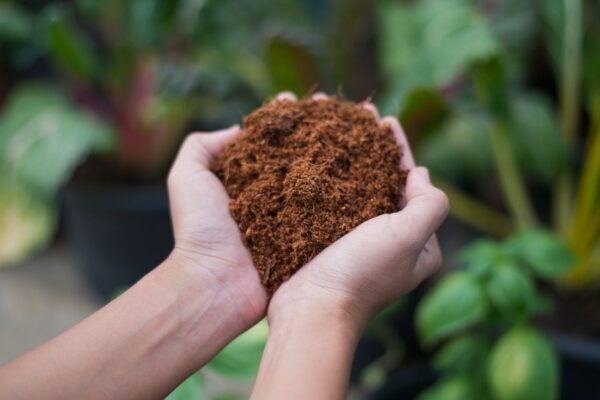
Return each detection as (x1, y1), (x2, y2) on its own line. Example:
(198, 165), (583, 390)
(210, 97), (405, 293)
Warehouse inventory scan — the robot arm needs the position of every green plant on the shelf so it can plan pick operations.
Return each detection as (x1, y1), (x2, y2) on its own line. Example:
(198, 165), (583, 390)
(377, 0), (599, 282)
(0, 84), (113, 266)
(416, 229), (574, 400)
(0, 0), (322, 266)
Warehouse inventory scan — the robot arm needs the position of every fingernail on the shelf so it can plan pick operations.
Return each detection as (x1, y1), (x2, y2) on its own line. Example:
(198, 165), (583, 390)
(417, 167), (430, 182)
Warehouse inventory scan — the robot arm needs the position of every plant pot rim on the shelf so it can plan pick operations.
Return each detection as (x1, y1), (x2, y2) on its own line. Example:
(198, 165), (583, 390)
(548, 330), (600, 361)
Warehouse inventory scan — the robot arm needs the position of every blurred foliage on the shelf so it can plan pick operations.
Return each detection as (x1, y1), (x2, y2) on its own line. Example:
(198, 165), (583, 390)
(0, 84), (113, 266)
(417, 230), (572, 399)
(376, 0), (599, 287)
(167, 319), (268, 400)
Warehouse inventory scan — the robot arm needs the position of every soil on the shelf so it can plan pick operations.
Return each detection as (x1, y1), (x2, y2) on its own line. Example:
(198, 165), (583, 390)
(210, 97), (406, 293)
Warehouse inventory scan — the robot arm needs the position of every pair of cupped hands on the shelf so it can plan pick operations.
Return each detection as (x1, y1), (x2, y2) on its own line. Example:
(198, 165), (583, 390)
(167, 92), (449, 334)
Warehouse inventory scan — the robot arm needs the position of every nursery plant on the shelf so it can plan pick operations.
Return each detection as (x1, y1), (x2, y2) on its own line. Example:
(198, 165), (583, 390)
(416, 230), (574, 399)
(377, 0), (599, 397)
(0, 0), (323, 268)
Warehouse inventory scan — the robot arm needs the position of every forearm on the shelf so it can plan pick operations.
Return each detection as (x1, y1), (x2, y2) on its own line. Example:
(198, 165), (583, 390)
(0, 253), (255, 400)
(251, 307), (363, 400)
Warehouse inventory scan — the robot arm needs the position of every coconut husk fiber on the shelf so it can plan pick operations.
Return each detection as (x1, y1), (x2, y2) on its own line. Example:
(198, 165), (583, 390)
(210, 97), (406, 293)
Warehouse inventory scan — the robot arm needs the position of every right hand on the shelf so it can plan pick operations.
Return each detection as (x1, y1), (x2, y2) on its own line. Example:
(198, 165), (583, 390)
(269, 95), (449, 330)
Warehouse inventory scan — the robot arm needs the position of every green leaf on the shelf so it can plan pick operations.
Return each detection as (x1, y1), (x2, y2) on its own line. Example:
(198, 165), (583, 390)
(399, 87), (450, 138)
(416, 272), (489, 347)
(377, 0), (498, 114)
(266, 35), (319, 97)
(488, 326), (559, 400)
(207, 319), (268, 379)
(43, 5), (99, 81)
(433, 335), (488, 373)
(0, 182), (55, 267)
(0, 3), (34, 43)
(506, 229), (576, 278)
(460, 239), (506, 279)
(166, 373), (202, 400)
(417, 112), (494, 182)
(417, 375), (480, 400)
(0, 85), (115, 196)
(472, 56), (510, 118)
(484, 262), (536, 321)
(508, 94), (568, 184)
(360, 364), (387, 391)
(538, 0), (564, 71)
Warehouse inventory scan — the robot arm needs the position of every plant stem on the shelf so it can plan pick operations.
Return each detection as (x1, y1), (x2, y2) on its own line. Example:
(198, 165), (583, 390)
(433, 178), (513, 237)
(554, 0), (583, 233)
(489, 121), (538, 229)
(564, 100), (600, 285)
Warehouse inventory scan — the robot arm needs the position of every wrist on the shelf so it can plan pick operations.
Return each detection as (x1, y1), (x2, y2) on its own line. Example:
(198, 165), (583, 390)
(268, 297), (366, 342)
(150, 252), (259, 336)
(269, 279), (374, 336)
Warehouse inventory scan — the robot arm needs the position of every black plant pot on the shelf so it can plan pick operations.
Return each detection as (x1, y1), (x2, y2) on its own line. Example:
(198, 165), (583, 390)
(63, 183), (174, 300)
(367, 363), (437, 400)
(552, 332), (600, 398)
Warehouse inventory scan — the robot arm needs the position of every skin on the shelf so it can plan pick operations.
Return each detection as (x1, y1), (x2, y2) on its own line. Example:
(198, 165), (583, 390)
(0, 93), (448, 399)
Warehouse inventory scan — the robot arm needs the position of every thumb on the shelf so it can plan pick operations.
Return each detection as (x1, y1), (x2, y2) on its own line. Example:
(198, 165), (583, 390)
(392, 167), (449, 247)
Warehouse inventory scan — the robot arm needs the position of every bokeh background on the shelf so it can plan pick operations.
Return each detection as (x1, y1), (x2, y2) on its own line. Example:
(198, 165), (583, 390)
(1, 0), (598, 399)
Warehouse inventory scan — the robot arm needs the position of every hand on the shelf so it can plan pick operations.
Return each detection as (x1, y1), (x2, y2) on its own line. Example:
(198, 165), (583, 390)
(166, 126), (267, 327)
(269, 93), (449, 331)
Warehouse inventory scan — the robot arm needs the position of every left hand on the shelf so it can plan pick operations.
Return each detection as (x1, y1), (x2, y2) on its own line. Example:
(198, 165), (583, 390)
(166, 125), (267, 327)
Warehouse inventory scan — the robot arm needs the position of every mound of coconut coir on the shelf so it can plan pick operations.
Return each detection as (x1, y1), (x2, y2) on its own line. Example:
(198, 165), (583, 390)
(210, 97), (405, 293)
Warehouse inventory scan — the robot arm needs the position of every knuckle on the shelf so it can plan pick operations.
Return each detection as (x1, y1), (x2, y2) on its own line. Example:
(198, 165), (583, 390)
(429, 188), (450, 217)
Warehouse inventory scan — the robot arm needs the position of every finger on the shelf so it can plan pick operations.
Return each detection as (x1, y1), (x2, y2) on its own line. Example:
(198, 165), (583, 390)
(311, 92), (329, 100)
(415, 235), (443, 281)
(362, 102), (380, 120)
(275, 91), (297, 101)
(170, 125), (241, 177)
(380, 116), (416, 171)
(391, 167), (449, 247)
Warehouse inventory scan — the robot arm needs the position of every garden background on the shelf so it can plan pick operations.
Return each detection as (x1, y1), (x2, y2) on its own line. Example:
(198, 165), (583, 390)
(0, 0), (598, 399)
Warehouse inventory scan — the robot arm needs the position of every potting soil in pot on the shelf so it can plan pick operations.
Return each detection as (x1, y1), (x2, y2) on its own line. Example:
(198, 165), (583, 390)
(211, 97), (406, 293)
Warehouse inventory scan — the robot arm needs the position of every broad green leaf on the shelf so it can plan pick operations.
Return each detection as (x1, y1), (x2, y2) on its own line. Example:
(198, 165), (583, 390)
(360, 364), (387, 391)
(0, 182), (55, 267)
(0, 85), (115, 196)
(266, 35), (319, 97)
(509, 94), (568, 184)
(0, 3), (34, 42)
(472, 56), (510, 118)
(417, 375), (480, 400)
(484, 262), (536, 321)
(460, 239), (506, 279)
(506, 229), (576, 278)
(433, 335), (488, 372)
(488, 0), (537, 61)
(207, 319), (268, 379)
(538, 0), (565, 70)
(166, 373), (202, 400)
(417, 112), (494, 182)
(488, 326), (559, 400)
(416, 272), (489, 347)
(399, 87), (450, 138)
(44, 5), (99, 81)
(377, 0), (498, 114)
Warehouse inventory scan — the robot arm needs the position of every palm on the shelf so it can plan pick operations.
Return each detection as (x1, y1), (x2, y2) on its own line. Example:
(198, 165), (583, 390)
(168, 129), (267, 324)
